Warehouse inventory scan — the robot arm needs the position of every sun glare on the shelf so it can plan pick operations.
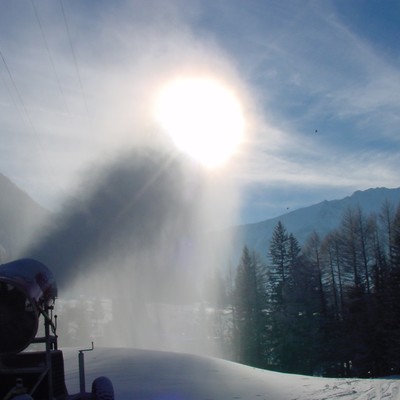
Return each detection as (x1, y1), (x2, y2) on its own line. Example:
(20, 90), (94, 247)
(155, 77), (245, 167)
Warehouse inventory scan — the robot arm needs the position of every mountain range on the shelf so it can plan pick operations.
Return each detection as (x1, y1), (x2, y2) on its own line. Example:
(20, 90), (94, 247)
(229, 187), (400, 262)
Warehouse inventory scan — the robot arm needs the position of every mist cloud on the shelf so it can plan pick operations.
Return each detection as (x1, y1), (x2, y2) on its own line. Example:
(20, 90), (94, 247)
(25, 146), (204, 298)
(21, 143), (238, 352)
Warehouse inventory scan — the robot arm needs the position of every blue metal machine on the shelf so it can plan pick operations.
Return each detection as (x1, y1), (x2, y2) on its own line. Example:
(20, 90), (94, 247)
(0, 259), (114, 400)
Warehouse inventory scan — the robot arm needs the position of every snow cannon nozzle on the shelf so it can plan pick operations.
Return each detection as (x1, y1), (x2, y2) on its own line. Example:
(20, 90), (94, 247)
(0, 258), (57, 355)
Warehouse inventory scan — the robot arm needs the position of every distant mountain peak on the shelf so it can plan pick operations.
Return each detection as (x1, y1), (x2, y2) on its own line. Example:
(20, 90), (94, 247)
(230, 187), (400, 263)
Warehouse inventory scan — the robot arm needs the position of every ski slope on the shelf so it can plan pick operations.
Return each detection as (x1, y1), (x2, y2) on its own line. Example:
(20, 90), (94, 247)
(62, 348), (400, 400)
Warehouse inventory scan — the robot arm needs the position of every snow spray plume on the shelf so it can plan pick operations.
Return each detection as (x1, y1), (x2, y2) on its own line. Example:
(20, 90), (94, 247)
(24, 147), (202, 300)
(23, 146), (233, 354)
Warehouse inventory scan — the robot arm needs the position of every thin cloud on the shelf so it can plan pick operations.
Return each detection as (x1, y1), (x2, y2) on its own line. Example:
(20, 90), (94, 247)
(0, 1), (250, 210)
(236, 1), (399, 137)
(0, 0), (398, 222)
(240, 141), (400, 191)
(227, 0), (400, 203)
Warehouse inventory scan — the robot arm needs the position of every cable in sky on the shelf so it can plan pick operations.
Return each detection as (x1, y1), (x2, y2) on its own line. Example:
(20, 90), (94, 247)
(0, 48), (37, 133)
(0, 55), (23, 114)
(0, 46), (73, 204)
(0, 47), (52, 171)
(59, 0), (90, 116)
(30, 0), (70, 114)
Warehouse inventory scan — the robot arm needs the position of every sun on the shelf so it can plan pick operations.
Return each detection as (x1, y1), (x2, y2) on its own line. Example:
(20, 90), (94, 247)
(154, 77), (245, 167)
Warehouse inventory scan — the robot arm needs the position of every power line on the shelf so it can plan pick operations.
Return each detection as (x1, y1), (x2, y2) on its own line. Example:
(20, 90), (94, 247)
(0, 60), (23, 114)
(59, 0), (90, 116)
(30, 0), (70, 113)
(0, 46), (72, 206)
(0, 48), (38, 133)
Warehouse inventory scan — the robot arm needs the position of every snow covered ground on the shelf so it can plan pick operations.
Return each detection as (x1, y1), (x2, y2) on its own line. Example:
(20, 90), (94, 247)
(62, 347), (400, 400)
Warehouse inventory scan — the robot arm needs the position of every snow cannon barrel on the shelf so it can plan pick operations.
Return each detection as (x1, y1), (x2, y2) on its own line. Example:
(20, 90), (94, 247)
(0, 258), (57, 355)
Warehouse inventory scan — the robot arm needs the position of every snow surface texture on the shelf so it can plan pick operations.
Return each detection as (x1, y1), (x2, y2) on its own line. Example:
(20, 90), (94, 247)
(62, 348), (400, 400)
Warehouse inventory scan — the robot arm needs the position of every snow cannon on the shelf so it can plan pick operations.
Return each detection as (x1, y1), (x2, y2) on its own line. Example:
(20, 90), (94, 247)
(0, 258), (57, 355)
(0, 258), (114, 400)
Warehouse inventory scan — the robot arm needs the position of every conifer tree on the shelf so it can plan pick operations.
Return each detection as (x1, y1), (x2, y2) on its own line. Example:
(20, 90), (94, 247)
(321, 232), (342, 318)
(232, 246), (268, 368)
(269, 221), (289, 283)
(390, 204), (400, 269)
(287, 233), (301, 279)
(379, 204), (400, 374)
(302, 232), (326, 317)
(268, 221), (290, 313)
(267, 222), (315, 373)
(338, 207), (361, 287)
(379, 200), (395, 265)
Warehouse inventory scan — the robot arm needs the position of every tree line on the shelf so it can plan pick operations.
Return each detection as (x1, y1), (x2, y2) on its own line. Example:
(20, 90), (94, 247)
(227, 200), (400, 378)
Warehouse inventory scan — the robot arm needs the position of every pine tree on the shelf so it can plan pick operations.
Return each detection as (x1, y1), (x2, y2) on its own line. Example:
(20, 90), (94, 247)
(287, 233), (301, 279)
(268, 221), (290, 312)
(370, 214), (388, 295)
(355, 205), (375, 294)
(379, 200), (395, 266)
(344, 283), (380, 377)
(267, 223), (322, 374)
(302, 232), (326, 317)
(232, 246), (268, 368)
(379, 204), (400, 374)
(321, 232), (341, 318)
(390, 204), (400, 269)
(338, 207), (362, 288)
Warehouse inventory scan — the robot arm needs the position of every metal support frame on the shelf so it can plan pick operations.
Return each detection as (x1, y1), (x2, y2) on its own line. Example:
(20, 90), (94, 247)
(78, 342), (94, 394)
(29, 303), (58, 400)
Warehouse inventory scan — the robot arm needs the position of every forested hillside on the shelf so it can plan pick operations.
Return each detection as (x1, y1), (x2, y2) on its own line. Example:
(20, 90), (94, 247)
(229, 200), (400, 378)
(230, 187), (400, 262)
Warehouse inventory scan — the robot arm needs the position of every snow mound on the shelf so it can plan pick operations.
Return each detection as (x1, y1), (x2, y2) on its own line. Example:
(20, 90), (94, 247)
(62, 347), (400, 400)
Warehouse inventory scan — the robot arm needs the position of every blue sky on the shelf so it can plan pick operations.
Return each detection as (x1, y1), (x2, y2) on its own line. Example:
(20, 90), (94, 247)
(0, 0), (399, 225)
